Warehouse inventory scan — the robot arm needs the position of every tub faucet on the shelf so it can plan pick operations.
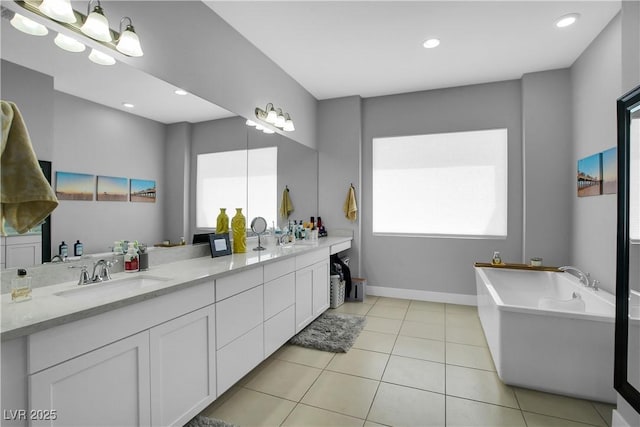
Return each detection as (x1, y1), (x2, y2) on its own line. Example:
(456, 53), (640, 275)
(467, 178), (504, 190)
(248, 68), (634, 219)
(559, 266), (590, 287)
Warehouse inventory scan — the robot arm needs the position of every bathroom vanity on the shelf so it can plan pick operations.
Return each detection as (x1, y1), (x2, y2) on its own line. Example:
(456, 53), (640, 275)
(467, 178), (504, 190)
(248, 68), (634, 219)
(0, 236), (351, 427)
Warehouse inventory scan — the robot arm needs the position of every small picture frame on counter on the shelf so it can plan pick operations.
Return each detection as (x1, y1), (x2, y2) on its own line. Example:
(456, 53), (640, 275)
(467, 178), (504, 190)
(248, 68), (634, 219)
(209, 233), (231, 257)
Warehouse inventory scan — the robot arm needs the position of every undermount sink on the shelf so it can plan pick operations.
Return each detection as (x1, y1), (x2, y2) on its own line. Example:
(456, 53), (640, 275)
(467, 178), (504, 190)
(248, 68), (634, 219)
(54, 275), (170, 301)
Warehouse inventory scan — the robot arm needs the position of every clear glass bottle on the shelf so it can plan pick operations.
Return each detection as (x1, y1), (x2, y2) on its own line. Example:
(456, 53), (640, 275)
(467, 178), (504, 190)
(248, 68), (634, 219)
(11, 268), (32, 302)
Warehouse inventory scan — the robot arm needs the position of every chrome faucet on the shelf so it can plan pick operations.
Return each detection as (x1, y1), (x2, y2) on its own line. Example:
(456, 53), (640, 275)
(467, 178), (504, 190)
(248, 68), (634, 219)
(50, 254), (66, 263)
(559, 266), (590, 287)
(69, 265), (92, 285)
(91, 259), (116, 282)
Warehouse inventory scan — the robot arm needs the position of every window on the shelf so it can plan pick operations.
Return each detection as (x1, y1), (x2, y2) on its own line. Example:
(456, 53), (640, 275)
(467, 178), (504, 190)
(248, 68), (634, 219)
(196, 147), (277, 229)
(372, 129), (508, 238)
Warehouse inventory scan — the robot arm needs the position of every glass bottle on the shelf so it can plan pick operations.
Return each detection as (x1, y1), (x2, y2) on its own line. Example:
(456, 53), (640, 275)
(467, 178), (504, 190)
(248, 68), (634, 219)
(11, 269), (32, 302)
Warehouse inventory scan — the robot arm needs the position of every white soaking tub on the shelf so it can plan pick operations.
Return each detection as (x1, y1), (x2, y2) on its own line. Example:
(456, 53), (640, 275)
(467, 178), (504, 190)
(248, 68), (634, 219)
(474, 266), (616, 403)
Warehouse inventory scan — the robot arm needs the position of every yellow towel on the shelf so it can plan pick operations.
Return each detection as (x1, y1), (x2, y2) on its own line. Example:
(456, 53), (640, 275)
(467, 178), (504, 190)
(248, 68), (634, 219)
(280, 187), (294, 219)
(343, 185), (357, 222)
(1, 101), (58, 234)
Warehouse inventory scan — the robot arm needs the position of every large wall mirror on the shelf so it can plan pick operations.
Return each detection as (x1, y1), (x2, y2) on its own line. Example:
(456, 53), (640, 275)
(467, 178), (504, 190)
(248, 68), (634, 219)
(615, 83), (640, 412)
(1, 5), (318, 269)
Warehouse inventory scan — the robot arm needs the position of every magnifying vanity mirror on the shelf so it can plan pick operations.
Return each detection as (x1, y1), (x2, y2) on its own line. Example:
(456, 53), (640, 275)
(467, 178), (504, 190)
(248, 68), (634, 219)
(250, 217), (267, 251)
(615, 83), (640, 412)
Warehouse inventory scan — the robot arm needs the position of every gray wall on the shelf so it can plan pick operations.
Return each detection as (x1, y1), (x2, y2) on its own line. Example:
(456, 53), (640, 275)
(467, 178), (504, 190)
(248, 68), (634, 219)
(570, 14), (622, 294)
(522, 69), (572, 266)
(317, 96), (362, 275)
(1, 60), (53, 161)
(361, 81), (523, 297)
(164, 122), (192, 243)
(105, 1), (318, 150)
(52, 92), (166, 254)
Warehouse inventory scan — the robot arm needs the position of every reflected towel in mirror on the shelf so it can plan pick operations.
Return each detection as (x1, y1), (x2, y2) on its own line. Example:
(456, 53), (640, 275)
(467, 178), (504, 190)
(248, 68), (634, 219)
(280, 186), (294, 219)
(343, 184), (357, 222)
(1, 101), (58, 234)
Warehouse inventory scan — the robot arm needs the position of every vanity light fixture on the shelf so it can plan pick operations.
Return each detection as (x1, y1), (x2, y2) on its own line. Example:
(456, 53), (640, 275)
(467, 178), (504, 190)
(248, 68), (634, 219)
(10, 13), (48, 36)
(38, 0), (76, 24)
(88, 48), (115, 65)
(54, 33), (86, 52)
(254, 103), (296, 132)
(423, 38), (440, 49)
(246, 119), (257, 126)
(555, 13), (579, 28)
(116, 17), (143, 57)
(5, 0), (144, 66)
(81, 0), (112, 42)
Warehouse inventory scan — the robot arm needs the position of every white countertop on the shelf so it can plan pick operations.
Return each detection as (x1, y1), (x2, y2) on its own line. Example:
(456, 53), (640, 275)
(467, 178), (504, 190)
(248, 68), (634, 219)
(1, 236), (351, 341)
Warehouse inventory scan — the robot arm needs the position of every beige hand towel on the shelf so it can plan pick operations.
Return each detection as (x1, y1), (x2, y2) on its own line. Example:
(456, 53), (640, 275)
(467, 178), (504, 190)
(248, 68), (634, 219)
(280, 186), (294, 219)
(343, 185), (357, 222)
(1, 101), (58, 234)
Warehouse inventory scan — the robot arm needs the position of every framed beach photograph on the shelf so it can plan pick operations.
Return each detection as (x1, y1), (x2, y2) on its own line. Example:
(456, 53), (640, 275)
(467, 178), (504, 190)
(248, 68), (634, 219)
(577, 153), (602, 197)
(209, 233), (232, 257)
(130, 179), (156, 203)
(55, 171), (94, 201)
(602, 147), (617, 194)
(97, 176), (128, 201)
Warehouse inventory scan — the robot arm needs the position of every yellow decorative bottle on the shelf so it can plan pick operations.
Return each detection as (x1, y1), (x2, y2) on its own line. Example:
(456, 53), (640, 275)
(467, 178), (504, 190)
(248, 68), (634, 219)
(231, 208), (246, 253)
(216, 208), (229, 234)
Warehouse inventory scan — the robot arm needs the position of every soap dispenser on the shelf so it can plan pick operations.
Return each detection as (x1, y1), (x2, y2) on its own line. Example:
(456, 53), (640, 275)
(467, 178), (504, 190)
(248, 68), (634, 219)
(124, 242), (139, 272)
(491, 251), (502, 265)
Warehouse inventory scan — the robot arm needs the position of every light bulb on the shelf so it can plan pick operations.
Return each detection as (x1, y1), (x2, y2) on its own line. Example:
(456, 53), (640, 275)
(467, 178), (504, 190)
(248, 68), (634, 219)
(54, 33), (86, 53)
(283, 115), (295, 132)
(81, 5), (112, 42)
(39, 0), (76, 23)
(10, 14), (48, 36)
(555, 13), (580, 28)
(116, 26), (143, 57)
(88, 49), (115, 65)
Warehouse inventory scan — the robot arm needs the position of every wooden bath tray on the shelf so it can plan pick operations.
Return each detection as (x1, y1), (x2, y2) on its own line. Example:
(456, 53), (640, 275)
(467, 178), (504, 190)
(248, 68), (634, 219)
(474, 262), (563, 272)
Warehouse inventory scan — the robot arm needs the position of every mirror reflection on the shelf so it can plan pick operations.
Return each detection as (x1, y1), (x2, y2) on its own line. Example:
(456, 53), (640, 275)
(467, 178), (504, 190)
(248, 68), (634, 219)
(1, 9), (318, 270)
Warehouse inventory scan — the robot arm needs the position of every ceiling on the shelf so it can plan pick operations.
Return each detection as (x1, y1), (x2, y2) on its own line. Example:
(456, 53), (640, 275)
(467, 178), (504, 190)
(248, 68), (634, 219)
(206, 0), (621, 100)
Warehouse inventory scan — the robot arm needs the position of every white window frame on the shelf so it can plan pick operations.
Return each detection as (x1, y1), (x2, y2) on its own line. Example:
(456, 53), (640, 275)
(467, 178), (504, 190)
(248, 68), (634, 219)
(372, 128), (508, 239)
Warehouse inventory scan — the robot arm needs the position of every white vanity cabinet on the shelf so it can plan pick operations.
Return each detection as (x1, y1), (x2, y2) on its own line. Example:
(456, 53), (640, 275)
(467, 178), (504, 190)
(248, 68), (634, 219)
(150, 305), (216, 427)
(4, 234), (42, 268)
(295, 248), (330, 333)
(26, 281), (215, 427)
(30, 331), (152, 427)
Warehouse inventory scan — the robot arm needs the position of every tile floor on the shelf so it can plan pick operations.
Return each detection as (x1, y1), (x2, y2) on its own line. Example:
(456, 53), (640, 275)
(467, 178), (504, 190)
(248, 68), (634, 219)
(197, 296), (616, 427)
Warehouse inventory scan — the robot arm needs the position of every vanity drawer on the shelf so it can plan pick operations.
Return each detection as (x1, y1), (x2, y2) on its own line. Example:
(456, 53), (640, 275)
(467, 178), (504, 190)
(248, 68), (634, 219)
(330, 240), (351, 255)
(264, 273), (295, 320)
(216, 266), (263, 301)
(216, 285), (263, 349)
(216, 324), (263, 395)
(264, 258), (296, 283)
(295, 248), (329, 270)
(264, 305), (295, 358)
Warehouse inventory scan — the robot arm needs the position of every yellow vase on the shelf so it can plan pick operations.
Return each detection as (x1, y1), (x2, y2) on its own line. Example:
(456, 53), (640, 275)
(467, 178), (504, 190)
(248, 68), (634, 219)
(216, 208), (229, 234)
(231, 208), (246, 253)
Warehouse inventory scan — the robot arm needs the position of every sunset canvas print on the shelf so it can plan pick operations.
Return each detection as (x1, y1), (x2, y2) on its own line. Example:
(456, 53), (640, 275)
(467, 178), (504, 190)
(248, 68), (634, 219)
(97, 176), (128, 201)
(55, 172), (94, 201)
(130, 179), (156, 203)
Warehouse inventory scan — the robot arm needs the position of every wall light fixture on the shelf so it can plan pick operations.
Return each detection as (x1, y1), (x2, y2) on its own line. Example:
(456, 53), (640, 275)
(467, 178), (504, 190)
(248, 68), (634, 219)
(253, 103), (295, 133)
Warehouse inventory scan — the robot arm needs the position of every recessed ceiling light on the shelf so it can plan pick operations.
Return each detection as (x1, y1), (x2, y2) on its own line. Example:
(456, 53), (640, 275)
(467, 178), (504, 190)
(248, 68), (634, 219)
(122, 102), (135, 108)
(555, 13), (580, 28)
(174, 89), (188, 96)
(423, 38), (440, 49)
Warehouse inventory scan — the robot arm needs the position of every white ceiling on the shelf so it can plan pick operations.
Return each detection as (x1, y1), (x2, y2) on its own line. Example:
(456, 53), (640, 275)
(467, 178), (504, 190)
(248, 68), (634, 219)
(0, 5), (234, 124)
(206, 0), (621, 100)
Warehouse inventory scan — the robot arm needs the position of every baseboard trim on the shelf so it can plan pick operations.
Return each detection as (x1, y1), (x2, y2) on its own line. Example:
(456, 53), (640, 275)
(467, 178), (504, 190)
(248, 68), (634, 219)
(612, 409), (632, 427)
(366, 285), (477, 306)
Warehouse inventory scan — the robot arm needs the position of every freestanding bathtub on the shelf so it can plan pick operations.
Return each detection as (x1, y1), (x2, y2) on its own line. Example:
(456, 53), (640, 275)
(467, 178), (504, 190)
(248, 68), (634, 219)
(474, 266), (616, 403)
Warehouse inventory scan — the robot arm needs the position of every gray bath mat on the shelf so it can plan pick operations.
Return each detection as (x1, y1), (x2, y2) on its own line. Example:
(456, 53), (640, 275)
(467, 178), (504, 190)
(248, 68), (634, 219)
(289, 312), (366, 353)
(184, 415), (237, 427)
